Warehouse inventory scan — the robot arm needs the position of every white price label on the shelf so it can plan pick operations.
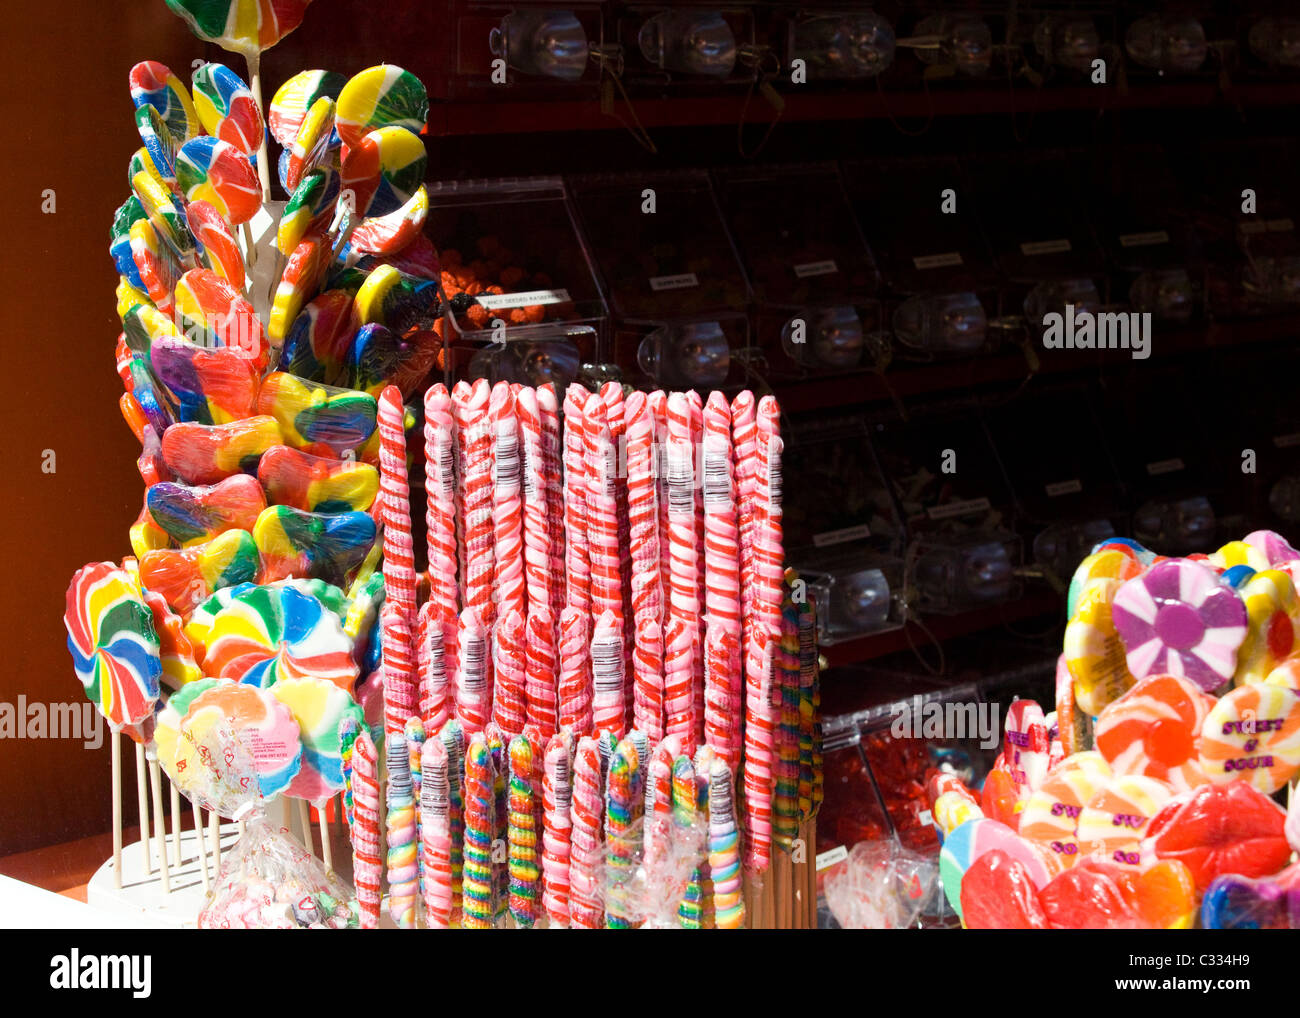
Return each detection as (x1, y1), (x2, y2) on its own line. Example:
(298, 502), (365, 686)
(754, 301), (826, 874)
(1045, 479), (1083, 497)
(812, 523), (873, 548)
(926, 496), (992, 521)
(1019, 239), (1072, 256)
(1118, 230), (1170, 248)
(793, 259), (840, 278)
(648, 273), (699, 292)
(1274, 433), (1300, 449)
(473, 288), (571, 311)
(912, 252), (964, 270)
(1145, 458), (1186, 476)
(816, 845), (849, 871)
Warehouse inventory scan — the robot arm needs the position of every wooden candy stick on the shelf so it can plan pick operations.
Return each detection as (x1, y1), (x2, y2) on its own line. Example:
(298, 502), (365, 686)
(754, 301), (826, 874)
(298, 799), (314, 856)
(170, 782), (183, 868)
(209, 810), (222, 871)
(319, 808), (333, 870)
(111, 734), (123, 890)
(192, 801), (210, 891)
(135, 743), (152, 873)
(561, 385), (591, 614)
(147, 757), (171, 892)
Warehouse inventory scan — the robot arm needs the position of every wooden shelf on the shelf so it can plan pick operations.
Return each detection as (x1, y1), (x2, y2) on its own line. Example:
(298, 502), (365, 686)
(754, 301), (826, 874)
(427, 81), (1300, 138)
(820, 590), (1062, 671)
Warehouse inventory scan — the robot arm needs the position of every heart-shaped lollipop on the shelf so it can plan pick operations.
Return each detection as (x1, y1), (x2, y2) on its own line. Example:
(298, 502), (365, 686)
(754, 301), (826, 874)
(147, 475), (268, 547)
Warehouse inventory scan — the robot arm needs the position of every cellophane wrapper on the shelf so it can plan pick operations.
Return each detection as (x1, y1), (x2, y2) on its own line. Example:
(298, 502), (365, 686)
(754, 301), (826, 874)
(825, 839), (939, 929)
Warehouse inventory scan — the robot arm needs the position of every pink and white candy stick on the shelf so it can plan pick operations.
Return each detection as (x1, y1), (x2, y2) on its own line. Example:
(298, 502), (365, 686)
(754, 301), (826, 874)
(644, 735), (678, 867)
(663, 614), (697, 752)
(731, 391), (758, 665)
(666, 394), (699, 623)
(754, 396), (784, 636)
(703, 392), (741, 636)
(537, 383), (566, 621)
(421, 737), (453, 929)
(542, 731), (573, 928)
(417, 601), (450, 732)
(632, 615), (664, 745)
(349, 730), (382, 929)
(378, 385), (417, 626)
(491, 608), (526, 739)
(516, 387), (551, 618)
(743, 623), (775, 872)
(687, 391), (706, 743)
(455, 379), (496, 635)
(423, 382), (459, 677)
(585, 398), (622, 625)
(601, 382), (635, 727)
(705, 620), (742, 775)
(591, 609), (626, 739)
(525, 609), (559, 740)
(490, 382), (526, 621)
(455, 608), (490, 735)
(569, 735), (604, 928)
(625, 391), (663, 625)
(383, 602), (418, 739)
(561, 384), (591, 614)
(558, 607), (593, 736)
(648, 390), (670, 625)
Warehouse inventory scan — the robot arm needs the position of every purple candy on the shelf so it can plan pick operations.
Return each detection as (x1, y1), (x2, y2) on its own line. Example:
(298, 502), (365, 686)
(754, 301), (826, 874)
(1111, 558), (1247, 692)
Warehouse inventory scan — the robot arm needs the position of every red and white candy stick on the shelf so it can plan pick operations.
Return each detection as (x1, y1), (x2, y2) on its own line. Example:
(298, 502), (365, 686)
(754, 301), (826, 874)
(378, 385), (417, 626)
(601, 382), (635, 728)
(687, 390), (706, 744)
(455, 608), (490, 735)
(663, 613), (697, 752)
(417, 601), (450, 732)
(703, 392), (741, 636)
(625, 390), (662, 625)
(561, 384), (591, 614)
(516, 387), (551, 618)
(644, 735), (677, 868)
(731, 391), (758, 664)
(423, 382), (459, 677)
(754, 396), (784, 635)
(705, 621), (742, 776)
(382, 602), (418, 739)
(349, 729), (382, 929)
(591, 609), (626, 739)
(558, 607), (592, 737)
(455, 379), (495, 635)
(525, 609), (559, 740)
(542, 731), (573, 929)
(585, 397), (622, 625)
(648, 390), (670, 626)
(632, 615), (664, 745)
(489, 382), (526, 621)
(569, 735), (604, 929)
(420, 736), (453, 929)
(491, 607), (526, 740)
(537, 383), (566, 622)
(743, 623), (775, 872)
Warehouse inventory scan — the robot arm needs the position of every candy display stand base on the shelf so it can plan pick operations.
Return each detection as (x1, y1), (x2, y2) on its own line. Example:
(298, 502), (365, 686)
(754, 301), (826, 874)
(85, 824), (240, 928)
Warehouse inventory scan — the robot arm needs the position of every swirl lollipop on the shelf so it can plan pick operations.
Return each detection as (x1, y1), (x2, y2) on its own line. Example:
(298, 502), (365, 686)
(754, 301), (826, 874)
(270, 69), (347, 145)
(338, 125), (426, 219)
(132, 169), (196, 264)
(129, 219), (181, 317)
(280, 289), (354, 383)
(191, 62), (262, 156)
(135, 104), (178, 185)
(176, 136), (262, 225)
(129, 61), (200, 144)
(186, 201), (245, 289)
(277, 168), (339, 257)
(270, 676), (363, 802)
(335, 65), (428, 149)
(349, 186), (428, 257)
(65, 562), (162, 730)
(284, 96), (335, 192)
(172, 268), (268, 370)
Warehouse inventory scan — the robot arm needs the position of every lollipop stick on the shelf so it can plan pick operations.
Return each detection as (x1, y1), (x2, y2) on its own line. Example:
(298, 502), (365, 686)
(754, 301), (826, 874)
(244, 51), (273, 203)
(318, 810), (333, 870)
(111, 734), (122, 890)
(209, 811), (222, 871)
(240, 222), (259, 271)
(170, 783), (183, 868)
(135, 743), (152, 873)
(147, 759), (171, 893)
(298, 799), (315, 856)
(193, 802), (211, 892)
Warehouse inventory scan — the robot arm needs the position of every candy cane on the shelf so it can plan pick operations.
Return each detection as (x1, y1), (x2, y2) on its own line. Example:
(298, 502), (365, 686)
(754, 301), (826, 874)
(542, 731), (573, 928)
(601, 382), (635, 729)
(455, 608), (489, 735)
(423, 382), (459, 677)
(349, 730), (382, 929)
(490, 382), (526, 621)
(626, 391), (663, 625)
(569, 736), (604, 929)
(417, 602), (450, 732)
(382, 602), (418, 739)
(420, 736), (453, 929)
(585, 398), (622, 624)
(516, 387), (551, 618)
(743, 623), (774, 872)
(558, 607), (593, 737)
(538, 383), (566, 622)
(377, 385), (416, 626)
(632, 615), (665, 745)
(491, 607), (526, 740)
(561, 384), (590, 614)
(525, 609), (559, 740)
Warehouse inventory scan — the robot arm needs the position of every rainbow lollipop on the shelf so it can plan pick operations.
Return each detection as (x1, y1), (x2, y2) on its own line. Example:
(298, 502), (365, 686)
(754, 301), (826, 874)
(269, 69), (346, 145)
(269, 228), (333, 344)
(122, 303), (182, 356)
(146, 474), (267, 547)
(164, 0), (314, 58)
(279, 289), (354, 382)
(335, 65), (428, 150)
(111, 197), (147, 291)
(129, 219), (181, 317)
(129, 61), (200, 144)
(135, 104), (178, 184)
(349, 185), (428, 257)
(128, 147), (169, 193)
(284, 96), (335, 192)
(176, 136), (262, 225)
(338, 125), (426, 218)
(346, 323), (439, 398)
(65, 562), (162, 730)
(150, 337), (259, 425)
(175, 679), (302, 801)
(191, 62), (262, 156)
(271, 676), (362, 803)
(138, 529), (260, 616)
(277, 168), (339, 258)
(173, 268), (268, 369)
(186, 201), (246, 289)
(252, 505), (377, 586)
(200, 583), (357, 691)
(132, 169), (196, 264)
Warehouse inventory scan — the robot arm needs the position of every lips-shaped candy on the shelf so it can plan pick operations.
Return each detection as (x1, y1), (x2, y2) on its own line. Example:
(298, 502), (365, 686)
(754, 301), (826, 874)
(959, 849), (1051, 929)
(138, 529), (260, 616)
(149, 337), (259, 425)
(161, 416), (283, 485)
(252, 505), (376, 586)
(1201, 865), (1300, 929)
(255, 372), (377, 458)
(256, 445), (378, 513)
(345, 322), (439, 398)
(147, 475), (268, 547)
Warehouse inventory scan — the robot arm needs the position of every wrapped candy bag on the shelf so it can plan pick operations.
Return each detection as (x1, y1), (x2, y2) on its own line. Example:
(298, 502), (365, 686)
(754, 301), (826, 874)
(180, 710), (359, 928)
(825, 839), (940, 929)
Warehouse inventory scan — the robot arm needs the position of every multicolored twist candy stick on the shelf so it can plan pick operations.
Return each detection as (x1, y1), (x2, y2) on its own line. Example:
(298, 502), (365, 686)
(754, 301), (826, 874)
(461, 733), (496, 928)
(709, 756), (745, 930)
(385, 733), (418, 928)
(507, 733), (540, 927)
(604, 736), (644, 929)
(672, 754), (702, 929)
(440, 719), (467, 926)
(404, 716), (426, 890)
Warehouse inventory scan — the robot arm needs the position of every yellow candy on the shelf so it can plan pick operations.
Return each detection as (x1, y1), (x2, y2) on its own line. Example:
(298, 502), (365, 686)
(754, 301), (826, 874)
(1065, 579), (1137, 717)
(933, 791), (983, 835)
(1234, 570), (1300, 686)
(1209, 540), (1269, 572)
(117, 277), (153, 321)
